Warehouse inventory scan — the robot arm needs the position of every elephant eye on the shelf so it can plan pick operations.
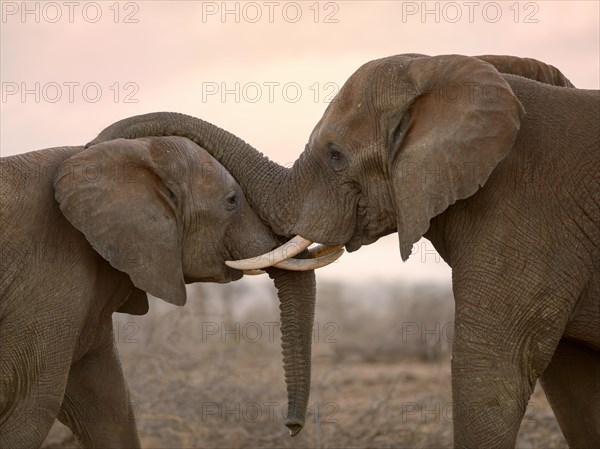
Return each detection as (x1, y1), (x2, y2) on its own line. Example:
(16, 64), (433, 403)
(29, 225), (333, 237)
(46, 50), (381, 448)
(167, 188), (177, 206)
(225, 191), (238, 211)
(327, 144), (348, 171)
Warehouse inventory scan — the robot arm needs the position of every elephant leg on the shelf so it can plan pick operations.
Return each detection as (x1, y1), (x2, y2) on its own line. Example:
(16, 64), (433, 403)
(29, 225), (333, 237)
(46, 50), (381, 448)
(539, 338), (600, 448)
(451, 273), (573, 448)
(58, 324), (141, 448)
(0, 316), (71, 448)
(0, 369), (66, 449)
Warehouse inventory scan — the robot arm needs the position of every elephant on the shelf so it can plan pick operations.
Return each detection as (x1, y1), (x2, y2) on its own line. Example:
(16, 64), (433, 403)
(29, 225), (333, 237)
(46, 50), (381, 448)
(0, 135), (341, 448)
(80, 54), (599, 448)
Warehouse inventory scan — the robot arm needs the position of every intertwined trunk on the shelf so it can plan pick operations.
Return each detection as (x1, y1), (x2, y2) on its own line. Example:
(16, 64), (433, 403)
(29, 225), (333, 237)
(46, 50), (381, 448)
(87, 112), (299, 236)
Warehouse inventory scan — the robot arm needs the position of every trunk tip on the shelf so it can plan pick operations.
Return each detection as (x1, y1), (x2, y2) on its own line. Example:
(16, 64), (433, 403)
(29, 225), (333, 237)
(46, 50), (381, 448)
(285, 419), (304, 437)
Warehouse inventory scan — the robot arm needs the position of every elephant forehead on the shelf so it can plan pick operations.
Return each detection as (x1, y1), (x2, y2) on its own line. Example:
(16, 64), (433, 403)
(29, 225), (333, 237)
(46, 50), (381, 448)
(317, 86), (380, 142)
(319, 58), (414, 139)
(352, 57), (410, 91)
(144, 135), (199, 167)
(193, 147), (234, 186)
(146, 136), (232, 182)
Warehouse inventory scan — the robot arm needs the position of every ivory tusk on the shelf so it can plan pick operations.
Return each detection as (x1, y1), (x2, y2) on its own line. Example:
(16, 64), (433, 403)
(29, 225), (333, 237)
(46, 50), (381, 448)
(303, 244), (345, 259)
(242, 269), (266, 276)
(274, 246), (345, 271)
(225, 235), (313, 271)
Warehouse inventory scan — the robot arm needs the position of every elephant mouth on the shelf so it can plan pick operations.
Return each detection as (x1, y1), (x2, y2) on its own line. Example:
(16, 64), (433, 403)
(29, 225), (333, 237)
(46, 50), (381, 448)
(345, 193), (397, 252)
(344, 201), (369, 252)
(345, 239), (363, 253)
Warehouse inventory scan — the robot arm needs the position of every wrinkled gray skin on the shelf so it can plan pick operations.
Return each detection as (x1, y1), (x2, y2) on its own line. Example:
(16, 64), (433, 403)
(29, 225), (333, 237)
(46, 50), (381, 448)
(0, 136), (315, 448)
(83, 54), (599, 448)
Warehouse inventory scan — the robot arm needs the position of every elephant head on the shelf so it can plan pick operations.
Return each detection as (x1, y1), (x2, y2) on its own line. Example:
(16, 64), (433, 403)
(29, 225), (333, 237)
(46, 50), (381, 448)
(289, 54), (528, 260)
(56, 136), (276, 303)
(54, 136), (321, 434)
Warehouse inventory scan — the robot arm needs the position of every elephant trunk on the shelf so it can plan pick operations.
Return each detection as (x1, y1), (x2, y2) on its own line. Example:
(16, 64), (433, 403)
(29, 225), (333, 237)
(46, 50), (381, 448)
(266, 267), (315, 436)
(87, 112), (300, 237)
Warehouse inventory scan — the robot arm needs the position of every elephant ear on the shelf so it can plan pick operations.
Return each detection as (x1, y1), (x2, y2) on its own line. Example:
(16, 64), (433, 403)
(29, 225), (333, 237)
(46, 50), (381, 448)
(55, 138), (187, 306)
(389, 55), (524, 260)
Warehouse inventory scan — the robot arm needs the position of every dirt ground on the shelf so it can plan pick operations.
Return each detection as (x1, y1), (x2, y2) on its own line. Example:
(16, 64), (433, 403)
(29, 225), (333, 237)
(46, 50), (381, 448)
(41, 281), (567, 448)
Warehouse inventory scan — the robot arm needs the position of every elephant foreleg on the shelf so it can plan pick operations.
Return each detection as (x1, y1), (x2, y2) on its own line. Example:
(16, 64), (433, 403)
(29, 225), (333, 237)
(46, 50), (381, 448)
(58, 324), (140, 448)
(539, 338), (600, 448)
(451, 271), (574, 448)
(0, 315), (71, 449)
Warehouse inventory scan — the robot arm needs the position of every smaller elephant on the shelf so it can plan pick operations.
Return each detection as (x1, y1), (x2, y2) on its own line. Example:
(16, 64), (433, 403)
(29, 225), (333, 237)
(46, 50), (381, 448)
(0, 136), (331, 448)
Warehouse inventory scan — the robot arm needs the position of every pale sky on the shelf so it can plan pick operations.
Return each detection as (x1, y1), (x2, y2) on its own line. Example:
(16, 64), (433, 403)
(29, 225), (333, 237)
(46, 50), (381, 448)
(1, 1), (598, 285)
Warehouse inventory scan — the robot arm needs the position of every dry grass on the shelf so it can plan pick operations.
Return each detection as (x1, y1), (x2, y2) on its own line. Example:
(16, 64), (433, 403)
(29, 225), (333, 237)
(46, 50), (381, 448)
(42, 279), (566, 448)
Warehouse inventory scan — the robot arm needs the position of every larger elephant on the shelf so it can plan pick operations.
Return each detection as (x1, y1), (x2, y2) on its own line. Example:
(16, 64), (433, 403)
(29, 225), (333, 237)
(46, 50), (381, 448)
(84, 54), (599, 448)
(0, 136), (334, 448)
